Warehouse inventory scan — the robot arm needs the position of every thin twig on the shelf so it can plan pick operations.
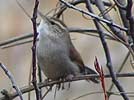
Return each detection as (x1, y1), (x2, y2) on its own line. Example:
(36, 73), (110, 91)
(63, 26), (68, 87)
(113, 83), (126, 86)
(55, 0), (112, 18)
(84, 0), (129, 99)
(126, 0), (134, 45)
(15, 0), (31, 18)
(95, 0), (126, 42)
(38, 66), (43, 98)
(28, 63), (32, 100)
(0, 33), (115, 49)
(31, 0), (40, 99)
(0, 27), (114, 48)
(71, 91), (134, 100)
(1, 39), (33, 49)
(108, 51), (130, 97)
(0, 72), (134, 100)
(0, 33), (33, 47)
(116, 0), (129, 29)
(0, 63), (23, 100)
(41, 86), (52, 100)
(59, 0), (128, 31)
(113, 0), (127, 10)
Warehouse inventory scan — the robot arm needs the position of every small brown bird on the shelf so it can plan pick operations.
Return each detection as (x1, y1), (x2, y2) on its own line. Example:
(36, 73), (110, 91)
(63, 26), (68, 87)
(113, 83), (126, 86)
(37, 12), (99, 83)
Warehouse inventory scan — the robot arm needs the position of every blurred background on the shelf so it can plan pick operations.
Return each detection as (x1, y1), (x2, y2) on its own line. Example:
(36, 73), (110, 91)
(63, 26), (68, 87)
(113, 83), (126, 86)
(0, 0), (133, 100)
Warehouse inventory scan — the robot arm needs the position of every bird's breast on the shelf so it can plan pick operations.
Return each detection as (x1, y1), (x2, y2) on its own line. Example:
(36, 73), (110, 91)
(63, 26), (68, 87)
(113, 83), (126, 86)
(36, 37), (73, 79)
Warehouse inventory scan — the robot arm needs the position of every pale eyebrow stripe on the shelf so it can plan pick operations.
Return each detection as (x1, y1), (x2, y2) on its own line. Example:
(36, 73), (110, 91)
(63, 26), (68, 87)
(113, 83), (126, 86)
(50, 17), (67, 28)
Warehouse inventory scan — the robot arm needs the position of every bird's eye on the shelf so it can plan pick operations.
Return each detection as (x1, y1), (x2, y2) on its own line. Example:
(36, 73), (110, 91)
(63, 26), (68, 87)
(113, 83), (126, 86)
(50, 21), (55, 25)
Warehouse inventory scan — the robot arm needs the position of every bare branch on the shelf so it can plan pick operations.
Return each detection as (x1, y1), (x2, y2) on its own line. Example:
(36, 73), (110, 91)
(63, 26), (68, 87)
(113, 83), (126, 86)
(126, 0), (134, 45)
(116, 0), (129, 29)
(31, 0), (40, 99)
(59, 0), (128, 31)
(84, 0), (129, 99)
(0, 63), (23, 100)
(55, 0), (112, 18)
(0, 33), (33, 47)
(71, 91), (134, 100)
(95, 0), (127, 42)
(0, 27), (115, 49)
(108, 51), (130, 97)
(1, 72), (134, 100)
(113, 0), (127, 10)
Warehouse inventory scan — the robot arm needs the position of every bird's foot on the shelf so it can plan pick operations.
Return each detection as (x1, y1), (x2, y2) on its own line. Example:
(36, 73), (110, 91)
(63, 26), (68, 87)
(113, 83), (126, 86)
(65, 74), (74, 81)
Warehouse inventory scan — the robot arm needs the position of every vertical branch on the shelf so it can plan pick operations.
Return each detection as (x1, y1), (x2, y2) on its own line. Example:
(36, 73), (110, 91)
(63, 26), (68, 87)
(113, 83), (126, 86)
(116, 0), (129, 29)
(84, 0), (129, 100)
(31, 0), (40, 100)
(38, 66), (42, 98)
(126, 0), (134, 45)
(0, 63), (23, 100)
(95, 0), (127, 42)
(108, 51), (130, 97)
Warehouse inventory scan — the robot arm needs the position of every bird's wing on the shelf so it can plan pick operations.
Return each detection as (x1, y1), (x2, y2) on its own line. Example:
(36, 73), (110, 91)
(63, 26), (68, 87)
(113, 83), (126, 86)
(69, 45), (85, 72)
